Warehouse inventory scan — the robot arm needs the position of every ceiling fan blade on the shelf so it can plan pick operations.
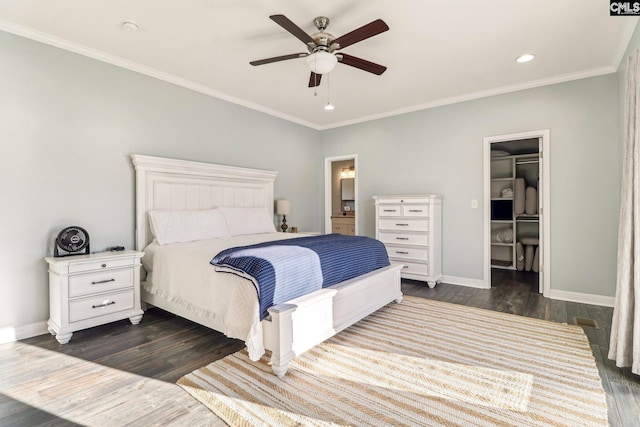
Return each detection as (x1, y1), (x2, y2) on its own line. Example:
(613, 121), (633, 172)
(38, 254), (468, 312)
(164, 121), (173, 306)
(250, 53), (307, 66)
(308, 72), (322, 87)
(339, 53), (387, 75)
(332, 19), (389, 50)
(270, 14), (316, 46)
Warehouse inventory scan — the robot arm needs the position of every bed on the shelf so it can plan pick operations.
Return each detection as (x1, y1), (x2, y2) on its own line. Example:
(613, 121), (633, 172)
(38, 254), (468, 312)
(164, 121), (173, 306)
(131, 154), (403, 376)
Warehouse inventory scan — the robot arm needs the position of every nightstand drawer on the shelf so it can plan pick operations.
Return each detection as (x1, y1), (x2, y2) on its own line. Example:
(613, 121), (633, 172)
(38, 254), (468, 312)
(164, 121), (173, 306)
(386, 246), (429, 261)
(398, 261), (429, 276)
(69, 257), (135, 274)
(68, 268), (133, 298)
(403, 205), (429, 217)
(379, 218), (429, 232)
(69, 290), (134, 323)
(379, 231), (429, 246)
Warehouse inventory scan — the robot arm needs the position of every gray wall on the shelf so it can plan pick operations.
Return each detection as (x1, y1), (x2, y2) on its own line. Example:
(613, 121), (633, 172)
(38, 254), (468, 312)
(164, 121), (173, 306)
(0, 31), (322, 332)
(1, 25), (630, 333)
(321, 75), (621, 297)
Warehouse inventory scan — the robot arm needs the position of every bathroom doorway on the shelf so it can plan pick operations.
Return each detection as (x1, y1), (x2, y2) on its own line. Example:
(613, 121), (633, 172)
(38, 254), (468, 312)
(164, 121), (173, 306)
(324, 154), (358, 235)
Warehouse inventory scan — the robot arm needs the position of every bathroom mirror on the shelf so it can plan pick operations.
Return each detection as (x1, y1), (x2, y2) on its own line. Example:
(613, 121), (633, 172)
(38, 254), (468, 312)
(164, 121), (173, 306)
(341, 178), (354, 201)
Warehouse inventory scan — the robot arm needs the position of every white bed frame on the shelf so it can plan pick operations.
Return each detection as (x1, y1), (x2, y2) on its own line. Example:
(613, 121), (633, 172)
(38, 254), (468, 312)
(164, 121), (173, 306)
(131, 154), (403, 376)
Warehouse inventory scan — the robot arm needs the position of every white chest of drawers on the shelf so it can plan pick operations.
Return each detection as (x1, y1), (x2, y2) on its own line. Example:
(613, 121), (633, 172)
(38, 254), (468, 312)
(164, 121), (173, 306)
(45, 250), (144, 344)
(373, 195), (443, 287)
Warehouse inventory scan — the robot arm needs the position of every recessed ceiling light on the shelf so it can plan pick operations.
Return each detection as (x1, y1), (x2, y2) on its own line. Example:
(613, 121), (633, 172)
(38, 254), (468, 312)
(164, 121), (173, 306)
(121, 21), (139, 32)
(516, 54), (535, 63)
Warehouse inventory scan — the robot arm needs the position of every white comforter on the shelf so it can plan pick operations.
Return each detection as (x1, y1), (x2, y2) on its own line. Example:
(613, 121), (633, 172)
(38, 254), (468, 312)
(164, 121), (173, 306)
(141, 232), (306, 360)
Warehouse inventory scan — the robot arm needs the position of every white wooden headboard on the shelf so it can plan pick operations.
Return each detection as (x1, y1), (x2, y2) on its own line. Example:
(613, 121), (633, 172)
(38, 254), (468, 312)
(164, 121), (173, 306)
(130, 154), (278, 250)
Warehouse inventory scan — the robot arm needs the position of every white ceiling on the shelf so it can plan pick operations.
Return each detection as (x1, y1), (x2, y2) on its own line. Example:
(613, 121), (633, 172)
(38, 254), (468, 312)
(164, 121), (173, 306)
(0, 1), (637, 130)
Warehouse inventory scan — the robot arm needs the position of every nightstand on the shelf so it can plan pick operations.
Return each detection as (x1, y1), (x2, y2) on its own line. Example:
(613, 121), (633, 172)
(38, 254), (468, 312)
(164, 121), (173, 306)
(45, 250), (144, 344)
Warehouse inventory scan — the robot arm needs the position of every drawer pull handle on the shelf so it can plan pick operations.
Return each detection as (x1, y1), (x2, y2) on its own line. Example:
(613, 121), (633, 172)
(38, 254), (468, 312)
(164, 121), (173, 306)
(396, 223), (409, 226)
(101, 264), (107, 268)
(91, 278), (116, 285)
(409, 209), (423, 212)
(383, 209), (397, 212)
(396, 237), (409, 240)
(402, 265), (409, 269)
(92, 301), (116, 309)
(396, 251), (409, 254)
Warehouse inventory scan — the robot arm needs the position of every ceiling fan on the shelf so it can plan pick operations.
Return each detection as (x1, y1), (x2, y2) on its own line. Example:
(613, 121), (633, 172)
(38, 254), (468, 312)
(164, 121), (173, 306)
(250, 14), (389, 87)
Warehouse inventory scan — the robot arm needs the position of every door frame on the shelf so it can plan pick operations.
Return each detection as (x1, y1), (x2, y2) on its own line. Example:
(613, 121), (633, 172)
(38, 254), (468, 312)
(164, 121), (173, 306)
(483, 129), (550, 296)
(324, 154), (359, 235)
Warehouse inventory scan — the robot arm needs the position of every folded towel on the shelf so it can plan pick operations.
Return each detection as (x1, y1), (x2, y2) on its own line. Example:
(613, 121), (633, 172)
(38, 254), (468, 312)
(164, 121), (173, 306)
(525, 186), (537, 214)
(532, 246), (540, 273)
(492, 227), (513, 243)
(516, 242), (524, 271)
(501, 187), (513, 198)
(514, 178), (525, 214)
(525, 244), (535, 271)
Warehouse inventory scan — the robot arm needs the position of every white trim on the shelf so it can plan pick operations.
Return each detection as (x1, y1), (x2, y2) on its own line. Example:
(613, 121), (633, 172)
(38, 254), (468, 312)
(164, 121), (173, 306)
(613, 17), (640, 71)
(441, 275), (488, 289)
(546, 289), (615, 308)
(483, 129), (551, 295)
(324, 154), (359, 235)
(434, 277), (614, 308)
(0, 321), (49, 344)
(319, 68), (615, 130)
(0, 20), (319, 130)
(0, 19), (626, 132)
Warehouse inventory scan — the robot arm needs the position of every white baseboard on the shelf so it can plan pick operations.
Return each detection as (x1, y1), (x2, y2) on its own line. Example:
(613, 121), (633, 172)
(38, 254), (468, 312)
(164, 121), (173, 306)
(545, 289), (615, 307)
(0, 321), (49, 344)
(441, 275), (488, 289)
(440, 275), (614, 307)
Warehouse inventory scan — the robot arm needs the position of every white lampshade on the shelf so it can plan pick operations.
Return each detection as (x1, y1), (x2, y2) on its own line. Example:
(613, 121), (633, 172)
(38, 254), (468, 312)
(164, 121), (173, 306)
(306, 51), (338, 74)
(276, 199), (291, 215)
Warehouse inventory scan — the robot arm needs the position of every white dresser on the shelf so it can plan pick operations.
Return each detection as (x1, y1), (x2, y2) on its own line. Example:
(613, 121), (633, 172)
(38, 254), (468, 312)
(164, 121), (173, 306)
(373, 195), (443, 287)
(45, 250), (144, 344)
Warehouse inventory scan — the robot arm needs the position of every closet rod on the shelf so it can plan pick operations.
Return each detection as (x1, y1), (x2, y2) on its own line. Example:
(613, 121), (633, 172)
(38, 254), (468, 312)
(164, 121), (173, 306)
(516, 160), (539, 165)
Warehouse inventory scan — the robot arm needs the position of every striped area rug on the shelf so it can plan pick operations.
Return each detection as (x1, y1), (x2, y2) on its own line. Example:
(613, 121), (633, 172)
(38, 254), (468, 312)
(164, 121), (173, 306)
(177, 296), (608, 426)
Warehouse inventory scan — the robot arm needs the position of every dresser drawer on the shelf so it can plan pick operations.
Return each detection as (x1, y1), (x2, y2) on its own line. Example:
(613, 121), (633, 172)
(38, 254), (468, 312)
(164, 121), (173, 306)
(377, 205), (402, 217)
(379, 218), (428, 232)
(403, 205), (429, 217)
(68, 268), (133, 298)
(69, 257), (135, 274)
(379, 231), (429, 246)
(69, 289), (134, 323)
(398, 261), (429, 276)
(386, 246), (429, 261)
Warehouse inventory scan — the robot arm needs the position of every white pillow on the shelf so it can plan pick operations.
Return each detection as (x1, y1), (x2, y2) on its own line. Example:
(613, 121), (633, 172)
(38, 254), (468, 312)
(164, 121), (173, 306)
(219, 207), (276, 236)
(148, 209), (229, 245)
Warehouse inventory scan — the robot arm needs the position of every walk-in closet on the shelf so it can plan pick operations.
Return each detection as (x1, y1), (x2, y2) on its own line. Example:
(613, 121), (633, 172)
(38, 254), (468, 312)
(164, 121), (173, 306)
(489, 137), (542, 292)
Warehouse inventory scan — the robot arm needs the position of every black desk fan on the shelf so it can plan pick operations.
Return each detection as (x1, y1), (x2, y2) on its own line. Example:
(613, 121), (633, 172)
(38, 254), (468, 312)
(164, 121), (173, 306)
(54, 226), (90, 257)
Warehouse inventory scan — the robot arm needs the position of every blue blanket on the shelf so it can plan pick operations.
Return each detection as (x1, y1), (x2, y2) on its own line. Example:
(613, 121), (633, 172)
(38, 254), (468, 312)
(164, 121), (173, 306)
(211, 234), (390, 320)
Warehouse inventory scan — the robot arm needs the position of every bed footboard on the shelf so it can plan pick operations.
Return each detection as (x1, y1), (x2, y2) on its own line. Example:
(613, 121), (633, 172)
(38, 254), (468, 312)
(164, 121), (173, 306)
(263, 263), (403, 377)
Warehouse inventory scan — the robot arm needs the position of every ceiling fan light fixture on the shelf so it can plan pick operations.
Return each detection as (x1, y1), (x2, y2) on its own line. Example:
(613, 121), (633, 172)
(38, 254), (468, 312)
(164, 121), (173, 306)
(306, 51), (338, 74)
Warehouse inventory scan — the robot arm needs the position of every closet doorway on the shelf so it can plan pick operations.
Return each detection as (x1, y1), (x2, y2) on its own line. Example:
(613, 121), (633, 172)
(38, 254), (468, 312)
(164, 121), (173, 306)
(324, 154), (358, 235)
(483, 130), (550, 296)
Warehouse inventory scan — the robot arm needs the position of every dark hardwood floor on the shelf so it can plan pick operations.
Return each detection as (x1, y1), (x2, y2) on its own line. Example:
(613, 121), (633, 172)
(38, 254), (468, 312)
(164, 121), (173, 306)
(2, 272), (640, 426)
